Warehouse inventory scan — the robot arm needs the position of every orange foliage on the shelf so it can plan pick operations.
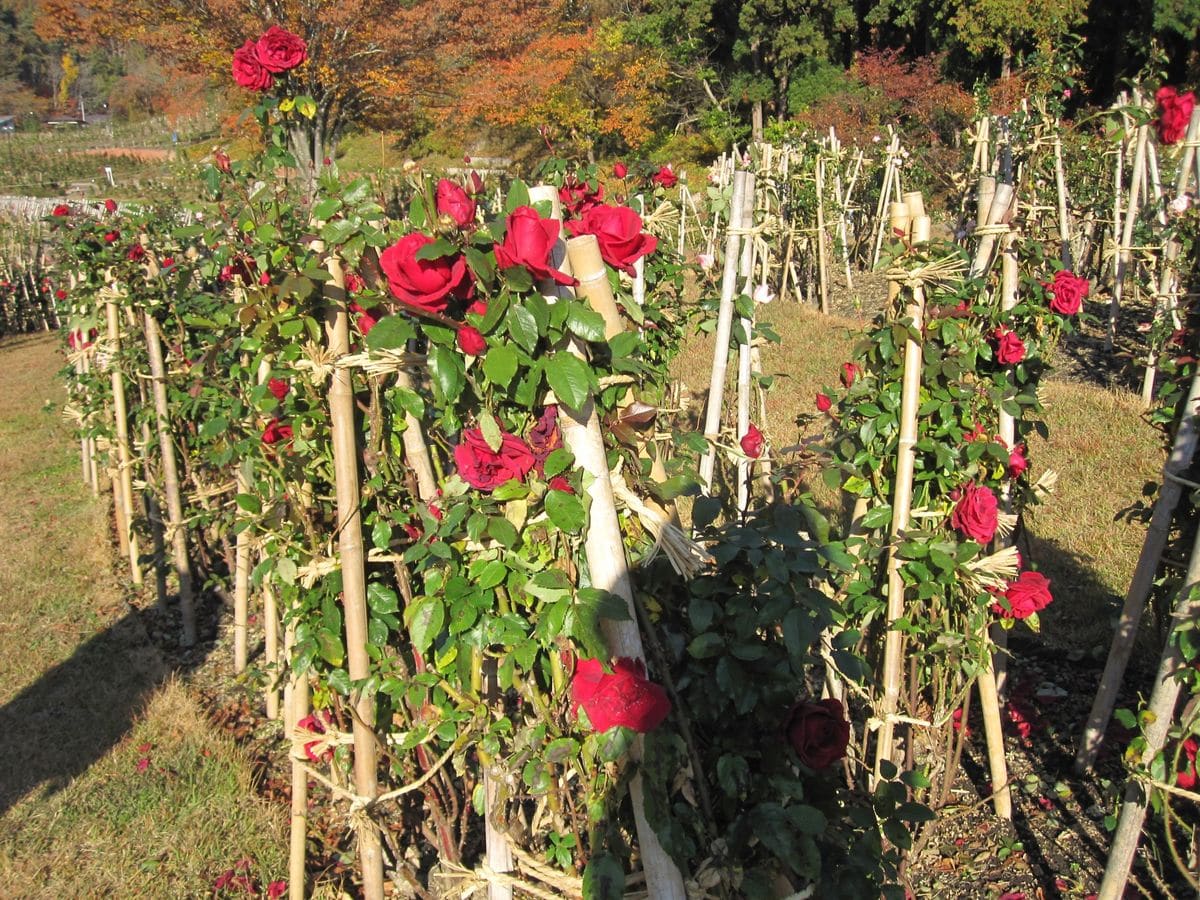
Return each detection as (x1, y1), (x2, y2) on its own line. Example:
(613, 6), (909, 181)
(850, 50), (974, 140)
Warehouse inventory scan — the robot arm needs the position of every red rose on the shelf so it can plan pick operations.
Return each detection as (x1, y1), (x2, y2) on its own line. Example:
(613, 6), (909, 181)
(993, 327), (1026, 365)
(254, 25), (307, 74)
(104, 231), (118, 243)
(127, 244), (145, 262)
(1155, 86), (1196, 146)
(104, 198), (117, 213)
(457, 325), (487, 356)
(213, 148), (232, 173)
(267, 881), (288, 899)
(950, 483), (999, 544)
(1007, 443), (1028, 479)
(991, 570), (1053, 619)
(267, 378), (289, 401)
(785, 699), (851, 769)
(350, 301), (379, 335)
(436, 178), (477, 228)
(232, 39), (271, 90)
(295, 712), (333, 763)
(740, 423), (764, 458)
(1046, 270), (1089, 316)
(162, 256), (175, 268)
(651, 164), (678, 189)
(51, 204), (70, 217)
(613, 162), (628, 178)
(344, 272), (365, 294)
(571, 657), (671, 733)
(548, 475), (574, 493)
(815, 392), (832, 413)
(840, 362), (859, 388)
(527, 405), (562, 475)
(494, 206), (575, 286)
(258, 271), (271, 286)
(1176, 737), (1199, 790)
(468, 170), (485, 195)
(565, 205), (657, 276)
(454, 427), (536, 491)
(379, 233), (472, 313)
(261, 418), (294, 446)
(559, 177), (604, 216)
(467, 299), (488, 317)
(55, 289), (67, 300)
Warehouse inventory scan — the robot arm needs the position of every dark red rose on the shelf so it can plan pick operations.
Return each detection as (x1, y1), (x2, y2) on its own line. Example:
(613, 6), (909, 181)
(785, 699), (851, 769)
(991, 571), (1053, 619)
(651, 164), (678, 189)
(1155, 86), (1196, 146)
(261, 418), (293, 446)
(379, 232), (472, 313)
(55, 289), (67, 300)
(344, 272), (365, 294)
(840, 362), (860, 388)
(350, 301), (379, 335)
(816, 392), (832, 413)
(740, 423), (764, 458)
(565, 205), (657, 276)
(527, 405), (562, 475)
(454, 427), (536, 491)
(267, 378), (289, 401)
(162, 256), (175, 268)
(571, 657), (671, 733)
(950, 483), (998, 544)
(436, 178), (477, 228)
(548, 475), (574, 493)
(51, 204), (70, 217)
(232, 39), (271, 90)
(494, 206), (575, 286)
(1046, 270), (1089, 315)
(559, 177), (604, 216)
(993, 326), (1026, 365)
(613, 162), (628, 179)
(457, 325), (487, 356)
(104, 198), (117, 213)
(1007, 443), (1028, 479)
(127, 244), (145, 262)
(104, 231), (119, 243)
(254, 25), (308, 73)
(1176, 737), (1199, 790)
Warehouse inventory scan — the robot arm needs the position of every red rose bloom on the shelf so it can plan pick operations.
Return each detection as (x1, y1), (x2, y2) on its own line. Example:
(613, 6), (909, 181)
(951, 483), (999, 544)
(527, 405), (562, 475)
(571, 657), (671, 733)
(816, 392), (832, 413)
(559, 177), (604, 216)
(548, 475), (574, 493)
(344, 272), (365, 294)
(991, 570), (1053, 619)
(379, 233), (472, 313)
(740, 423), (764, 458)
(454, 427), (536, 491)
(261, 418), (294, 446)
(104, 231), (118, 243)
(467, 299), (488, 317)
(613, 162), (628, 178)
(1176, 737), (1199, 790)
(127, 244), (145, 262)
(1046, 270), (1089, 315)
(350, 301), (379, 335)
(457, 325), (487, 356)
(51, 204), (70, 217)
(295, 712), (333, 763)
(840, 362), (860, 388)
(55, 289), (67, 300)
(162, 256), (175, 268)
(566, 205), (657, 276)
(785, 699), (851, 769)
(254, 25), (308, 73)
(104, 198), (117, 213)
(267, 378), (290, 401)
(214, 148), (232, 173)
(651, 165), (678, 189)
(993, 326), (1026, 365)
(1008, 443), (1028, 479)
(494, 206), (575, 286)
(232, 39), (271, 90)
(1155, 86), (1196, 146)
(436, 178), (477, 228)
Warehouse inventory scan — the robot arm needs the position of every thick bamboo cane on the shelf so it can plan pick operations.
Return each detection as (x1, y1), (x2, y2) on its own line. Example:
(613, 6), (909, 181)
(288, 666), (310, 900)
(263, 574), (279, 720)
(993, 211), (1020, 698)
(1053, 137), (1073, 269)
(1097, 525), (1200, 898)
(1077, 365), (1200, 772)
(815, 155), (830, 314)
(141, 416), (168, 610)
(322, 252), (385, 900)
(735, 182), (757, 515)
(233, 460), (251, 673)
(82, 346), (99, 494)
(698, 170), (752, 494)
(871, 135), (900, 267)
(1110, 120), (1149, 349)
(873, 202), (920, 787)
(105, 291), (142, 584)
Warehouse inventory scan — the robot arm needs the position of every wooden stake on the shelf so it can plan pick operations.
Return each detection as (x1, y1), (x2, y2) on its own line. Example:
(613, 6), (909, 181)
(322, 252), (385, 900)
(1110, 117), (1148, 350)
(263, 574), (279, 720)
(815, 155), (830, 314)
(288, 666), (310, 900)
(1053, 137), (1073, 269)
(233, 460), (251, 673)
(105, 290), (142, 584)
(735, 181), (757, 515)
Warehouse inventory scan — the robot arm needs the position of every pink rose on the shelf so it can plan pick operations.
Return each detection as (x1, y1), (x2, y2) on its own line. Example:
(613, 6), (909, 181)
(457, 325), (486, 356)
(254, 25), (308, 74)
(379, 233), (472, 313)
(454, 427), (536, 491)
(950, 483), (998, 544)
(232, 40), (271, 91)
(613, 162), (628, 178)
(494, 206), (575, 286)
(436, 178), (477, 228)
(1046, 270), (1089, 315)
(785, 699), (851, 769)
(991, 571), (1053, 619)
(565, 204), (657, 276)
(1007, 443), (1028, 479)
(740, 423), (764, 458)
(571, 657), (671, 733)
(993, 326), (1026, 365)
(1155, 86), (1196, 146)
(651, 164), (678, 189)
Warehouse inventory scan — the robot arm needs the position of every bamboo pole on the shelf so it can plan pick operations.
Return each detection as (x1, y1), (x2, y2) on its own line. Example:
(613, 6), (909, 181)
(322, 251), (385, 900)
(970, 181), (1014, 279)
(993, 207), (1020, 698)
(1053, 137), (1073, 269)
(873, 202), (920, 787)
(735, 180), (757, 515)
(233, 460), (251, 673)
(815, 154), (830, 314)
(1077, 365), (1200, 772)
(263, 575), (280, 720)
(288, 665), (310, 900)
(698, 171), (751, 494)
(105, 288), (142, 584)
(1110, 117), (1148, 349)
(871, 134), (900, 267)
(1097, 526), (1200, 898)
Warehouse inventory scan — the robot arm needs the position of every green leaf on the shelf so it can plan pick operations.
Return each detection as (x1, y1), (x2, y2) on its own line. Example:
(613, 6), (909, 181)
(483, 344), (519, 387)
(475, 560), (508, 590)
(317, 629), (345, 666)
(479, 412), (504, 452)
(342, 177), (371, 205)
(542, 448), (574, 477)
(429, 345), (466, 405)
(687, 633), (725, 658)
(582, 853), (624, 900)
(312, 197), (341, 220)
(859, 504), (892, 529)
(505, 179), (530, 213)
(545, 354), (593, 410)
(789, 804), (828, 835)
(366, 315), (416, 351)
(415, 237), (458, 261)
(407, 597), (445, 654)
(371, 520), (393, 551)
(367, 582), (399, 615)
(235, 493), (261, 515)
(507, 303), (539, 353)
(487, 516), (520, 548)
(464, 246), (495, 286)
(545, 489), (586, 533)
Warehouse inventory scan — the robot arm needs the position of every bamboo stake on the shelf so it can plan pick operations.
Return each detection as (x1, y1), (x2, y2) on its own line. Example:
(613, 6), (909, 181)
(993, 208), (1020, 697)
(871, 134), (900, 267)
(1077, 364), (1200, 772)
(873, 202), (921, 787)
(1053, 137), (1073, 269)
(1097, 525), (1200, 898)
(105, 290), (142, 584)
(976, 656), (1013, 819)
(970, 182), (1014, 279)
(698, 170), (751, 494)
(815, 154), (830, 314)
(322, 251), (385, 900)
(141, 417), (168, 610)
(288, 666), (310, 900)
(735, 180), (757, 515)
(1110, 117), (1149, 349)
(263, 575), (279, 720)
(233, 460), (251, 673)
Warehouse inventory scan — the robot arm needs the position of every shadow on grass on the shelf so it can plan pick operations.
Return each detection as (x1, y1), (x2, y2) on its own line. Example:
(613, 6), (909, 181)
(0, 593), (217, 817)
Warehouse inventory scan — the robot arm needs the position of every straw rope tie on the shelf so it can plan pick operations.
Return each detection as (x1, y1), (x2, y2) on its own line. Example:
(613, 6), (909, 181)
(971, 224), (1012, 237)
